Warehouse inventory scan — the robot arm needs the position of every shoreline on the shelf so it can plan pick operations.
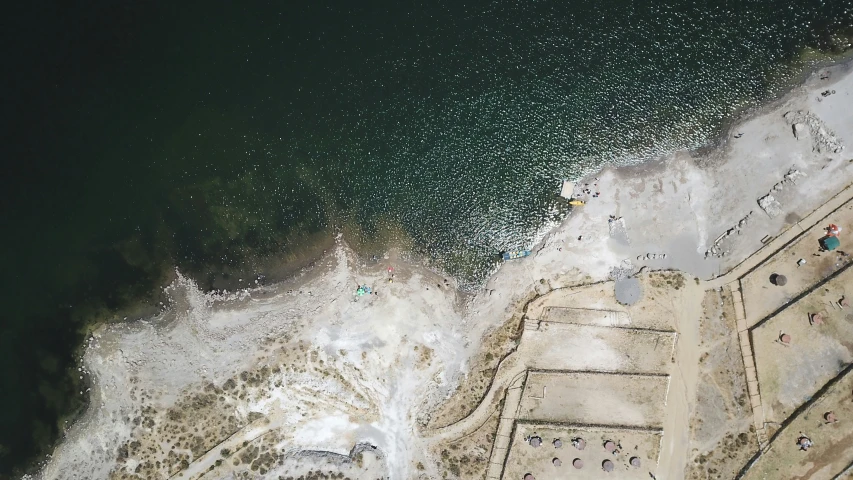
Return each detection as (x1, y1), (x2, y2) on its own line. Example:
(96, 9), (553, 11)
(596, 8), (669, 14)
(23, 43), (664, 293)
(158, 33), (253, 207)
(702, 50), (853, 158)
(27, 57), (853, 480)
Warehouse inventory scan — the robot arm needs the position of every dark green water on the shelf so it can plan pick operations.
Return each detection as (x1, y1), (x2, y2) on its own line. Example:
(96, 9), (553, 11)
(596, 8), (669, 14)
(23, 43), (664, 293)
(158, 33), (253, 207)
(1, 0), (851, 475)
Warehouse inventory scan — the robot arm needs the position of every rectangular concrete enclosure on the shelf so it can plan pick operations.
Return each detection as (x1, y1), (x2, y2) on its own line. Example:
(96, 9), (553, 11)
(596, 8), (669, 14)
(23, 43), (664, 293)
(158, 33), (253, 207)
(503, 423), (661, 480)
(517, 371), (670, 428)
(750, 265), (853, 422)
(543, 307), (631, 327)
(519, 323), (676, 374)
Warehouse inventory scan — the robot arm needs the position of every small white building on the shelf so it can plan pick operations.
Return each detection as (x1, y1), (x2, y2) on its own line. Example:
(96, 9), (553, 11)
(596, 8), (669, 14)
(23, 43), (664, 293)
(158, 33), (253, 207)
(559, 179), (575, 199)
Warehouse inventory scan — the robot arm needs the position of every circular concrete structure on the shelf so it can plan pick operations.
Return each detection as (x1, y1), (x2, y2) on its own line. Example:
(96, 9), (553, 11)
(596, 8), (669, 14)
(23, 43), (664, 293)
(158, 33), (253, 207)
(604, 440), (616, 452)
(573, 458), (584, 469)
(630, 457), (641, 468)
(602, 459), (615, 472)
(615, 277), (642, 305)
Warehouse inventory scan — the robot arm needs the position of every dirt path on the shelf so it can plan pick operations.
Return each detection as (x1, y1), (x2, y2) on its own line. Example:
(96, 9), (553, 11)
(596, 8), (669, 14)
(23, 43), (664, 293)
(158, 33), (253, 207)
(656, 281), (703, 479)
(485, 371), (527, 480)
(170, 414), (284, 480)
(423, 353), (526, 441)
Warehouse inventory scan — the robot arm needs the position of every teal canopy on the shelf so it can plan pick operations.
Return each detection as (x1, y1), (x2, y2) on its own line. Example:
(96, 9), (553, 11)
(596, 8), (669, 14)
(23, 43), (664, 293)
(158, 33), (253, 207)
(355, 285), (372, 296)
(822, 236), (840, 251)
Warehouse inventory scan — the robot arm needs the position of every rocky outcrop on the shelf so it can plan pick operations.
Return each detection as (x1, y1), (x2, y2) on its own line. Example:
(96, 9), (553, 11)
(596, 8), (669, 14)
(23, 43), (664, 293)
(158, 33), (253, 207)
(706, 212), (754, 258)
(784, 110), (844, 153)
(757, 167), (806, 218)
(758, 194), (782, 218)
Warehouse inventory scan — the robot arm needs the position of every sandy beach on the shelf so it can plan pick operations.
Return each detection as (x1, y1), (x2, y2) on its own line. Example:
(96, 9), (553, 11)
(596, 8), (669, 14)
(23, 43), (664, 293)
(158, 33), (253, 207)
(27, 61), (853, 480)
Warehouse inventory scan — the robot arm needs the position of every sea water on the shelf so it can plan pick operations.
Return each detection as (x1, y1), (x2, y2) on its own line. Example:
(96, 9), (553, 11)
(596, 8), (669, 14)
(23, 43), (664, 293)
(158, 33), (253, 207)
(0, 0), (851, 474)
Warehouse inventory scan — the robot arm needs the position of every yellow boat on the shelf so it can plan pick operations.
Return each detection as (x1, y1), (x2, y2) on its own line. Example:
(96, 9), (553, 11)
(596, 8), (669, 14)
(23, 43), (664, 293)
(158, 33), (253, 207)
(569, 200), (585, 206)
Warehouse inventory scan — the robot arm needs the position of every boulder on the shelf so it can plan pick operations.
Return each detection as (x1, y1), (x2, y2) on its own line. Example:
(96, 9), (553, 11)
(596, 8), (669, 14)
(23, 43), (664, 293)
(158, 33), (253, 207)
(759, 194), (783, 218)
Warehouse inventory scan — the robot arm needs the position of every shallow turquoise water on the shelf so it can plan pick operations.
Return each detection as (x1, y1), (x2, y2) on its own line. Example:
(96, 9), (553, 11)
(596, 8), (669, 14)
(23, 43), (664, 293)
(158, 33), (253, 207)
(0, 0), (851, 474)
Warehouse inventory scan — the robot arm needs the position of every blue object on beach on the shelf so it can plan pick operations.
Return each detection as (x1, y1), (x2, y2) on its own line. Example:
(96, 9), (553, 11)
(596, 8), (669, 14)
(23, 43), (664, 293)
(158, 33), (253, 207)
(821, 236), (840, 251)
(502, 250), (531, 261)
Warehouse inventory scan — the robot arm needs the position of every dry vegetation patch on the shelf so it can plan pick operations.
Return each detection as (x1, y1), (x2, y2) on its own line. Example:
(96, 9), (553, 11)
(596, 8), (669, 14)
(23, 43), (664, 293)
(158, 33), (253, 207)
(426, 313), (523, 429)
(742, 367), (853, 480)
(686, 288), (756, 480)
(429, 409), (500, 479)
(751, 266), (853, 423)
(107, 337), (375, 480)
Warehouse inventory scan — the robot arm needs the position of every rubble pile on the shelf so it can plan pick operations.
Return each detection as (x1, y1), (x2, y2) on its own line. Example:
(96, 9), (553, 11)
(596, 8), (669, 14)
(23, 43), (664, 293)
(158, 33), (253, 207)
(758, 168), (806, 218)
(785, 110), (845, 154)
(706, 212), (754, 258)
